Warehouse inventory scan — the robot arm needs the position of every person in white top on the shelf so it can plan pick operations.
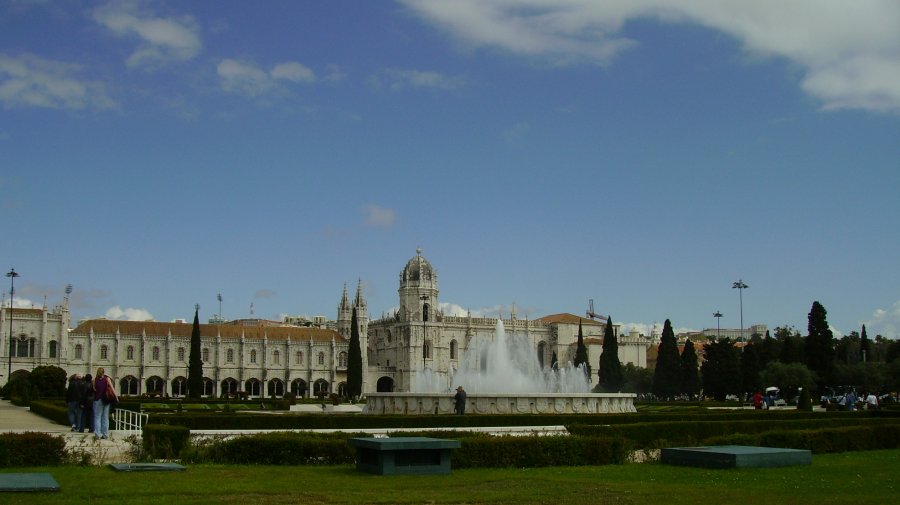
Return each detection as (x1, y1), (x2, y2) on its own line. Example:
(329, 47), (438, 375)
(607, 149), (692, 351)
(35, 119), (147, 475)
(865, 392), (879, 410)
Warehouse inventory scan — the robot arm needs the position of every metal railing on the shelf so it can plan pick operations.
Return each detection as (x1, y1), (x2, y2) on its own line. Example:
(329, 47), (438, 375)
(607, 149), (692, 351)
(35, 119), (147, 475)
(112, 408), (148, 434)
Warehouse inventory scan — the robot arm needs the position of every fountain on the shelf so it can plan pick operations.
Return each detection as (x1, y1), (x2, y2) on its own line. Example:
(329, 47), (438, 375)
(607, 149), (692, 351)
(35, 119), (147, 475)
(364, 320), (636, 414)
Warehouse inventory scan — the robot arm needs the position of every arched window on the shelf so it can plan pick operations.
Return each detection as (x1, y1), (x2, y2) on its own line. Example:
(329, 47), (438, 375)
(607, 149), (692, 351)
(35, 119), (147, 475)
(221, 378), (238, 396)
(120, 376), (139, 396)
(16, 337), (35, 358)
(74, 344), (83, 360)
(313, 379), (329, 396)
(100, 345), (109, 360)
(202, 348), (209, 362)
(295, 351), (303, 365)
(146, 376), (164, 395)
(250, 349), (257, 364)
(291, 379), (307, 397)
(450, 340), (458, 360)
(424, 341), (432, 359)
(338, 351), (347, 368)
(423, 303), (430, 322)
(172, 377), (186, 396)
(272, 350), (280, 365)
(537, 341), (547, 369)
(152, 346), (160, 361)
(226, 349), (234, 363)
(48, 340), (58, 358)
(267, 379), (284, 397)
(245, 379), (261, 397)
(126, 345), (134, 361)
(177, 347), (185, 362)
(203, 378), (214, 396)
(317, 351), (325, 366)
(338, 382), (348, 398)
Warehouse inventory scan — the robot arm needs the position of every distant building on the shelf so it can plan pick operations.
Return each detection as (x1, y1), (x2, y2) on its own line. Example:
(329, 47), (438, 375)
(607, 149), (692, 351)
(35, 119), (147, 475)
(2, 250), (655, 396)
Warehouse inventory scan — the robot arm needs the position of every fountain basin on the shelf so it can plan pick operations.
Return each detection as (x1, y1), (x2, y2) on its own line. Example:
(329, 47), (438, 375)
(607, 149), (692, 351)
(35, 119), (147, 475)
(363, 393), (637, 415)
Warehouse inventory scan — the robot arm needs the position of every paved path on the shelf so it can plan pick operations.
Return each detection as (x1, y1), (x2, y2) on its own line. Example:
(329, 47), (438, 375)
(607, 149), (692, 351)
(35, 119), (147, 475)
(0, 399), (134, 464)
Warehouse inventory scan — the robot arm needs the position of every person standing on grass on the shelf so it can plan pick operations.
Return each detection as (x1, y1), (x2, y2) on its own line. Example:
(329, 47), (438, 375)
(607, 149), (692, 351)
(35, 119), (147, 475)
(92, 367), (117, 439)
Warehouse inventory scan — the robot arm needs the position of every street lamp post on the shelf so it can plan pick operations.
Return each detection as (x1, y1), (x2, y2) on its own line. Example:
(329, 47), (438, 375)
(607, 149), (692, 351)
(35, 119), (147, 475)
(6, 269), (19, 386)
(713, 311), (723, 339)
(732, 279), (748, 350)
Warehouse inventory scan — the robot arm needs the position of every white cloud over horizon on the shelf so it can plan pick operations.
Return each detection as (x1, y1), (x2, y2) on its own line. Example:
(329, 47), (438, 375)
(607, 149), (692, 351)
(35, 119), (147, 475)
(0, 53), (115, 110)
(401, 0), (900, 114)
(93, 2), (202, 69)
(217, 58), (317, 97)
(104, 305), (154, 321)
(369, 68), (465, 91)
(363, 204), (398, 228)
(864, 301), (900, 339)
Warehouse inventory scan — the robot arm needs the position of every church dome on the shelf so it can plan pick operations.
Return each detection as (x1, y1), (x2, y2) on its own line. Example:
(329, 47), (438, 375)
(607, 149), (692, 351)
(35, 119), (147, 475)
(401, 248), (435, 282)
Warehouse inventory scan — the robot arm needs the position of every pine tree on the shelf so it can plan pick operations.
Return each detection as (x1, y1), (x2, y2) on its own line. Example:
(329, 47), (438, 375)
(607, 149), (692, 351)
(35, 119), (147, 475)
(679, 339), (700, 398)
(701, 338), (741, 401)
(573, 320), (590, 377)
(804, 301), (835, 390)
(598, 315), (623, 392)
(652, 319), (681, 400)
(187, 305), (203, 399)
(347, 306), (363, 400)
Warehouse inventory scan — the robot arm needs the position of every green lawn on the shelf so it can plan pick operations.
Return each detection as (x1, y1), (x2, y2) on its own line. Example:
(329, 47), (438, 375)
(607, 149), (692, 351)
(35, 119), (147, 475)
(2, 450), (897, 504)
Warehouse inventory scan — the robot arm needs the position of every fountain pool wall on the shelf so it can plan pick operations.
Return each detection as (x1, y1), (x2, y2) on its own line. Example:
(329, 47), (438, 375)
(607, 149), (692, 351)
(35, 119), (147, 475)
(363, 392), (637, 415)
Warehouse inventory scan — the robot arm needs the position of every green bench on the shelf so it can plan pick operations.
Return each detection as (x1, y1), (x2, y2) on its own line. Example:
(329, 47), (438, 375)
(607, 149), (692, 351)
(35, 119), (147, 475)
(348, 437), (461, 475)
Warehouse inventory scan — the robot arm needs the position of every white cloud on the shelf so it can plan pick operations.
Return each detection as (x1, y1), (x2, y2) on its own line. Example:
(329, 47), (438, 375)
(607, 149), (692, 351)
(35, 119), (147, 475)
(0, 53), (115, 110)
(93, 2), (201, 69)
(363, 204), (397, 228)
(401, 0), (900, 114)
(864, 301), (900, 338)
(218, 58), (317, 97)
(271, 62), (316, 83)
(104, 305), (154, 321)
(371, 68), (465, 91)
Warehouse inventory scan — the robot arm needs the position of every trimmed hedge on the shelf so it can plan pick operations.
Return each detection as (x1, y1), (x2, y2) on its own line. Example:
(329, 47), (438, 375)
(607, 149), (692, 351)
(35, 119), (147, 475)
(145, 409), (864, 431)
(188, 432), (358, 465)
(181, 431), (631, 468)
(0, 432), (67, 467)
(142, 424), (191, 460)
(704, 424), (900, 453)
(567, 417), (900, 449)
(453, 435), (631, 468)
(29, 400), (69, 426)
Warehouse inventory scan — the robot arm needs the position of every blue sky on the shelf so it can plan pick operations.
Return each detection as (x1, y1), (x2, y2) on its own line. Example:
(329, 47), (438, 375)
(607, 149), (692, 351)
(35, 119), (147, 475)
(1, 1), (898, 339)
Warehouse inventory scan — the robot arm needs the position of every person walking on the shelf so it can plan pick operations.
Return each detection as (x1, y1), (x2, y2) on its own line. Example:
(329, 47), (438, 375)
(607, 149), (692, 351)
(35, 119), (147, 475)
(454, 386), (467, 415)
(92, 368), (117, 439)
(66, 374), (84, 432)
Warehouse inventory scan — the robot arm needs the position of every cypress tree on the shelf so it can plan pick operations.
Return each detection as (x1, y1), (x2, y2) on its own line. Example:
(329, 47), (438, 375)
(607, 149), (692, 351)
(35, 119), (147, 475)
(187, 305), (203, 399)
(573, 320), (590, 377)
(804, 301), (835, 390)
(598, 315), (623, 392)
(679, 339), (700, 398)
(347, 306), (363, 400)
(860, 324), (870, 363)
(652, 319), (680, 400)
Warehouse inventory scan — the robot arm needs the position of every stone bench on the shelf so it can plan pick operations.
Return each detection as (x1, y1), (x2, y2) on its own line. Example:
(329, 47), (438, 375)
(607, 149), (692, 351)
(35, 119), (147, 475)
(348, 437), (461, 475)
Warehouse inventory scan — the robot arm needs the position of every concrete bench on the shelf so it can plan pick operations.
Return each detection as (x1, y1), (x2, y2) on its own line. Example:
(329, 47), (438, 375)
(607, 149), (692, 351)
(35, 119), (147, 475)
(348, 437), (461, 475)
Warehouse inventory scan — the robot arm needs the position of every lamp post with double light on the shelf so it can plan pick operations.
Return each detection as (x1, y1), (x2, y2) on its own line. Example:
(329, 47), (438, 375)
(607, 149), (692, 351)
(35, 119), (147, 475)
(6, 269), (19, 385)
(732, 279), (748, 350)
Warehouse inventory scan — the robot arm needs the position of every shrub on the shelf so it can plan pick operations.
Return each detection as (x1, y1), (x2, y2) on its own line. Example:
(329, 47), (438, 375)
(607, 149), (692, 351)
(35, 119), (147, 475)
(195, 432), (357, 465)
(29, 400), (69, 425)
(704, 424), (900, 453)
(452, 435), (631, 468)
(797, 388), (813, 411)
(142, 424), (191, 460)
(0, 432), (67, 467)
